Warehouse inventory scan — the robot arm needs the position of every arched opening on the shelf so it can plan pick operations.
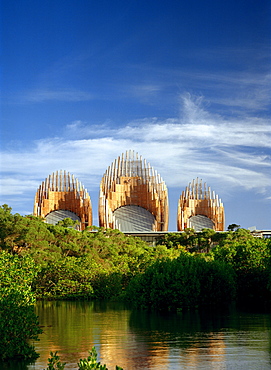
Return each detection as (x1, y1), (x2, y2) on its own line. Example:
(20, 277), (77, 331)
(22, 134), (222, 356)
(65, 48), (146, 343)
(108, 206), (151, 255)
(113, 205), (156, 232)
(188, 215), (214, 231)
(45, 210), (81, 227)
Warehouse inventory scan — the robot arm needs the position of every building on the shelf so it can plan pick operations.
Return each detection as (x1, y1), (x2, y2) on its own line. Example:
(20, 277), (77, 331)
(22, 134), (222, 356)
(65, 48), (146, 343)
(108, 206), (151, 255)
(33, 170), (92, 230)
(177, 178), (225, 231)
(250, 230), (271, 239)
(99, 150), (169, 231)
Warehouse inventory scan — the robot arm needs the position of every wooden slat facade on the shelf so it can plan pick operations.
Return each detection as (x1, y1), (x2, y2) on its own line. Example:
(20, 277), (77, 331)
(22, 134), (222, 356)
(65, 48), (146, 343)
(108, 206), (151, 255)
(99, 150), (169, 231)
(177, 178), (225, 231)
(33, 170), (92, 230)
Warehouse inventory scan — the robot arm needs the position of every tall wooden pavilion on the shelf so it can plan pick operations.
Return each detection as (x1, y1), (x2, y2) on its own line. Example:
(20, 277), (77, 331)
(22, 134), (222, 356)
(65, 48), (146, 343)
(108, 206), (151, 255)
(33, 170), (92, 230)
(177, 178), (225, 231)
(99, 150), (169, 231)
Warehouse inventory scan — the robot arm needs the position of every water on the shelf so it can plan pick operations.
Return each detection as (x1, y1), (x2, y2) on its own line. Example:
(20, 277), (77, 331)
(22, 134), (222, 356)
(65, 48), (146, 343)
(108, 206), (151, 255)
(1, 301), (271, 369)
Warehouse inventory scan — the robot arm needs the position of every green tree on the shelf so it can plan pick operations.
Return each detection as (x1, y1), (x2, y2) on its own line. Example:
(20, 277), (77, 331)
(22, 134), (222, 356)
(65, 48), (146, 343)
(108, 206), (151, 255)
(126, 253), (236, 311)
(196, 228), (216, 252)
(56, 217), (79, 229)
(227, 224), (240, 231)
(210, 231), (271, 304)
(0, 252), (42, 360)
(0, 205), (53, 254)
(158, 229), (198, 251)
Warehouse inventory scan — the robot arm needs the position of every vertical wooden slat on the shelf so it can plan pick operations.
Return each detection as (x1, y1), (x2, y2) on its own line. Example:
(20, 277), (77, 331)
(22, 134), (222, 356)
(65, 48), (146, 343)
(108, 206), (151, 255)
(177, 179), (225, 232)
(98, 151), (169, 230)
(33, 170), (92, 230)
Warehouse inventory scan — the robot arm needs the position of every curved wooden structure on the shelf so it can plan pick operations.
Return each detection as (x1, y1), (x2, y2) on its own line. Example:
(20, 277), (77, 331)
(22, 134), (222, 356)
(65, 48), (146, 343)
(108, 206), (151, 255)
(99, 150), (169, 231)
(177, 178), (224, 231)
(33, 170), (92, 230)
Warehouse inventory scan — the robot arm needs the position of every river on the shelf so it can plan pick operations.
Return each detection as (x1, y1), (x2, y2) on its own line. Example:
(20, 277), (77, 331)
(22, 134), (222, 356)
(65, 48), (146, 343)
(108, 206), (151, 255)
(1, 300), (271, 369)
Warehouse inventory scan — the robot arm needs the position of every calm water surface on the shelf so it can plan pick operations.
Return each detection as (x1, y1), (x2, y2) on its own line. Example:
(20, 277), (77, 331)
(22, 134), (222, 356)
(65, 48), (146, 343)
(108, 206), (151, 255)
(2, 301), (271, 370)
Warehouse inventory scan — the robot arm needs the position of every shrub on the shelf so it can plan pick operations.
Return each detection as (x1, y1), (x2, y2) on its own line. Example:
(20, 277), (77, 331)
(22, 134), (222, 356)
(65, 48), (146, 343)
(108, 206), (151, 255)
(91, 272), (123, 299)
(0, 252), (42, 360)
(210, 236), (271, 304)
(125, 253), (236, 311)
(44, 347), (123, 370)
(34, 258), (95, 300)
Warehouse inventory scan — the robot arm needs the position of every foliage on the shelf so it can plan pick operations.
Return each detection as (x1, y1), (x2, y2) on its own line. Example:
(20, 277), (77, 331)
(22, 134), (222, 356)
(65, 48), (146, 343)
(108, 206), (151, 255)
(78, 347), (123, 370)
(158, 228), (226, 252)
(159, 228), (271, 305)
(26, 221), (180, 300)
(44, 347), (123, 370)
(210, 229), (271, 303)
(0, 252), (42, 360)
(45, 351), (66, 370)
(227, 224), (240, 231)
(33, 257), (96, 299)
(125, 253), (236, 311)
(56, 217), (79, 228)
(0, 204), (53, 254)
(210, 229), (269, 270)
(1, 204), (271, 309)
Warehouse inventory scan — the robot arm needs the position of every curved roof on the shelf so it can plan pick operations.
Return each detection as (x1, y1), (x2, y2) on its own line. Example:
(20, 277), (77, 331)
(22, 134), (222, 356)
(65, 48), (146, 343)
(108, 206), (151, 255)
(45, 209), (81, 226)
(113, 205), (156, 232)
(188, 215), (215, 231)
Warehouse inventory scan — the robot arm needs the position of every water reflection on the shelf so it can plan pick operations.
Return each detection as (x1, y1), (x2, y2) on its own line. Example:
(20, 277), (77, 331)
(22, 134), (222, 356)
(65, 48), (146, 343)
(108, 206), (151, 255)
(1, 301), (271, 369)
(127, 308), (271, 369)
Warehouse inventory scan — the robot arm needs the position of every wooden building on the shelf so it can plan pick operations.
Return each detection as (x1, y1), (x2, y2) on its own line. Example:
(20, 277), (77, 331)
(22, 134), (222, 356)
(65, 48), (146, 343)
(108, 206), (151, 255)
(99, 150), (169, 231)
(177, 178), (224, 231)
(33, 170), (92, 230)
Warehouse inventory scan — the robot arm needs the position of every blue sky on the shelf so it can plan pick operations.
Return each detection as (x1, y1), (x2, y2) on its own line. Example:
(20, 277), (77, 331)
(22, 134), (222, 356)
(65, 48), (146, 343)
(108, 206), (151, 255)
(1, 0), (270, 230)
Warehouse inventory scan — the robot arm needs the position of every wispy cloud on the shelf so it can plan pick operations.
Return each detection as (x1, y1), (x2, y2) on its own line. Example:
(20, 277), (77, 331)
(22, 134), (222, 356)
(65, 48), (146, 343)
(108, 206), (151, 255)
(20, 88), (94, 103)
(118, 49), (271, 112)
(202, 72), (271, 112)
(9, 43), (271, 114)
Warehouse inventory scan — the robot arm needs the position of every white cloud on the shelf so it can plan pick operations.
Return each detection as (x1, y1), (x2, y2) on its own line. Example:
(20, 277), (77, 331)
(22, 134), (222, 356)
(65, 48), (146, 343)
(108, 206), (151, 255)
(1, 94), (270, 218)
(0, 177), (39, 195)
(114, 95), (271, 150)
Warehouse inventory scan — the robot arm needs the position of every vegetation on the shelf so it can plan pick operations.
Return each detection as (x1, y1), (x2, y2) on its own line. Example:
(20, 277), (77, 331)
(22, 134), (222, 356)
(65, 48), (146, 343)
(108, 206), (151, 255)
(45, 347), (123, 370)
(0, 204), (179, 301)
(157, 228), (225, 253)
(227, 223), (241, 231)
(125, 252), (236, 310)
(210, 228), (271, 304)
(1, 204), (271, 359)
(0, 251), (42, 360)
